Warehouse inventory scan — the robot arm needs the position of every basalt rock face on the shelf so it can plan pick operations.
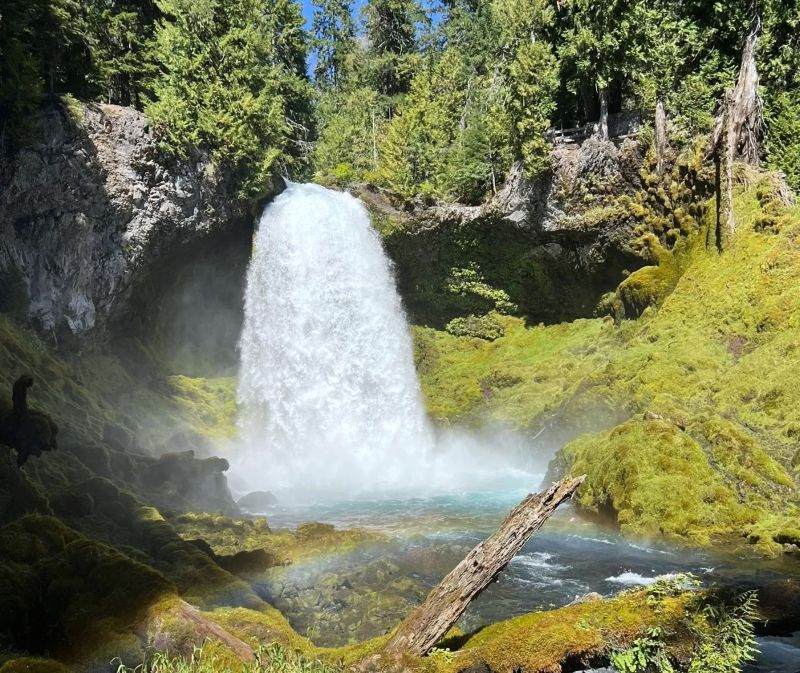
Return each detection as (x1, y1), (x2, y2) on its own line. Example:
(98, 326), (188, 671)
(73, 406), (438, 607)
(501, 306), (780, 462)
(357, 139), (649, 328)
(0, 100), (254, 340)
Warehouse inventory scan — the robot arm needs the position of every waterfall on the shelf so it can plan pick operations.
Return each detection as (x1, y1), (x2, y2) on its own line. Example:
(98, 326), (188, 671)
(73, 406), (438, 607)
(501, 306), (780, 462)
(236, 183), (435, 496)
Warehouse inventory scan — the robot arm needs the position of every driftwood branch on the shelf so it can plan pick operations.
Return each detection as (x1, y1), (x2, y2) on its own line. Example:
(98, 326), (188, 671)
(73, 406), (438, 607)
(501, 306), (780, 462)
(384, 476), (586, 657)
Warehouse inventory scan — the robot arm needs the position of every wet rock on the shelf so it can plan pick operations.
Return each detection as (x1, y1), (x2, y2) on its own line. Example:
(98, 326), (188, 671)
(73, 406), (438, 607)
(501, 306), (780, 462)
(102, 422), (135, 452)
(459, 664), (493, 673)
(755, 578), (800, 634)
(218, 548), (275, 576)
(238, 490), (278, 511)
(146, 450), (238, 516)
(0, 446), (51, 524)
(567, 592), (603, 606)
(187, 538), (216, 559)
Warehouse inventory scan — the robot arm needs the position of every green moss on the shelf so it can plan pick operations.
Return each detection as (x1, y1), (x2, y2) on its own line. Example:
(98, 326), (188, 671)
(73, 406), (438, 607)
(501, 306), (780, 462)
(433, 588), (697, 673)
(167, 376), (237, 440)
(0, 514), (177, 666)
(0, 658), (71, 673)
(562, 419), (751, 543)
(616, 234), (682, 318)
(417, 174), (800, 551)
(444, 313), (505, 340)
(60, 95), (84, 124)
(171, 512), (378, 565)
(413, 315), (620, 427)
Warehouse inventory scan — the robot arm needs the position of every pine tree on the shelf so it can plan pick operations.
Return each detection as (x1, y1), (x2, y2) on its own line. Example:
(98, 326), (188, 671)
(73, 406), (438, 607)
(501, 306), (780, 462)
(147, 0), (314, 200)
(491, 0), (558, 174)
(312, 0), (356, 88)
(363, 0), (421, 99)
(379, 48), (470, 196)
(81, 0), (159, 108)
(0, 0), (46, 147)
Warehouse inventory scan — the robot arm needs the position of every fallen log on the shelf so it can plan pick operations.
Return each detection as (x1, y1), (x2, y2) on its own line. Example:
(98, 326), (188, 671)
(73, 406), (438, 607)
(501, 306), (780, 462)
(384, 475), (586, 657)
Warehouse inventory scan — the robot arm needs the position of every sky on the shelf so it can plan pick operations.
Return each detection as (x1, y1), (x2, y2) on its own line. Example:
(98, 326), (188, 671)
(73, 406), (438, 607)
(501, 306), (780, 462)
(299, 0), (439, 76)
(299, 0), (369, 31)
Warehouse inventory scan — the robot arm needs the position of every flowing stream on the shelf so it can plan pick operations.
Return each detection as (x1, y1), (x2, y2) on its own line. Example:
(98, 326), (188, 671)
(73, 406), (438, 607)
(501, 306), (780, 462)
(235, 183), (800, 671)
(251, 488), (800, 672)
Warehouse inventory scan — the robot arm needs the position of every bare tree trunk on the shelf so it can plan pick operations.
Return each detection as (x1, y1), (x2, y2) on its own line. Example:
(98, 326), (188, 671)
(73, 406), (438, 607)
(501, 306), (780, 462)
(371, 108), (379, 171)
(707, 16), (764, 245)
(383, 476), (586, 657)
(598, 88), (609, 140)
(655, 100), (668, 177)
(728, 17), (764, 166)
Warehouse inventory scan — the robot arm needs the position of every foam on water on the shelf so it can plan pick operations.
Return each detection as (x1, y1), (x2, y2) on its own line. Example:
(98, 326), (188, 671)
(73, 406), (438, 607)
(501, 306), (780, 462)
(605, 571), (661, 586)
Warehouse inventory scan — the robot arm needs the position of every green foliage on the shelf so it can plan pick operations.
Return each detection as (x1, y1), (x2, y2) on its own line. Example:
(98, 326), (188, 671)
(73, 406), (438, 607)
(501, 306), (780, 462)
(363, 0), (421, 99)
(0, 0), (46, 145)
(115, 643), (341, 673)
(146, 0), (314, 200)
(610, 627), (676, 673)
(506, 41), (558, 176)
(612, 580), (757, 673)
(688, 591), (759, 673)
(445, 313), (504, 341)
(764, 89), (800, 190)
(312, 79), (385, 185)
(379, 49), (471, 196)
(312, 0), (356, 88)
(0, 0), (159, 147)
(82, 0), (159, 108)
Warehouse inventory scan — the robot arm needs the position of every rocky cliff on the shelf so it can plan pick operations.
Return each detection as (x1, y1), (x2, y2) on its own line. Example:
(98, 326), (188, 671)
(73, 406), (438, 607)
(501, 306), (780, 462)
(0, 100), (254, 341)
(356, 136), (657, 330)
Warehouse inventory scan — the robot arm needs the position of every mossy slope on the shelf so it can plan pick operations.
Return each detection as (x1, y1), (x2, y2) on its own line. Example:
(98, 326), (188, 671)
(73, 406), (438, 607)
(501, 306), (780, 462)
(415, 175), (800, 551)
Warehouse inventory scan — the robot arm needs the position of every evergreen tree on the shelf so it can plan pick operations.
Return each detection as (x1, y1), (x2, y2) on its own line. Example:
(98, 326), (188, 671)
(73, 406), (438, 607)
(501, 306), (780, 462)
(363, 0), (421, 99)
(380, 48), (469, 196)
(147, 0), (314, 200)
(86, 0), (159, 108)
(313, 82), (385, 184)
(311, 0), (356, 88)
(0, 0), (46, 147)
(760, 0), (800, 188)
(445, 75), (513, 202)
(493, 0), (558, 174)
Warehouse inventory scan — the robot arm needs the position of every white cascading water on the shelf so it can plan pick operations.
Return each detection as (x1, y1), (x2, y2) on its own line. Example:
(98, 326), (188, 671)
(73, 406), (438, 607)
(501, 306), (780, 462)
(236, 183), (436, 496)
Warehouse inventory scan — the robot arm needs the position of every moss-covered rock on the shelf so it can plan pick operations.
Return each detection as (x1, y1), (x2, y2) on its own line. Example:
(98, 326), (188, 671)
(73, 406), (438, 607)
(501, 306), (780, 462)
(0, 447), (51, 524)
(171, 512), (377, 566)
(0, 514), (176, 666)
(0, 658), (71, 673)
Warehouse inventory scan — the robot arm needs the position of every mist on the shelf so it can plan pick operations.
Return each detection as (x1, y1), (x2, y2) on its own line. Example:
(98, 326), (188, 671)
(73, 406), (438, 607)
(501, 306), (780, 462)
(230, 183), (547, 503)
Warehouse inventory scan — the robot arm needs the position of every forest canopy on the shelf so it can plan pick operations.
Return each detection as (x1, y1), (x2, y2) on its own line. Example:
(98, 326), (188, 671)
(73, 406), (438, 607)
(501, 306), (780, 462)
(0, 0), (798, 201)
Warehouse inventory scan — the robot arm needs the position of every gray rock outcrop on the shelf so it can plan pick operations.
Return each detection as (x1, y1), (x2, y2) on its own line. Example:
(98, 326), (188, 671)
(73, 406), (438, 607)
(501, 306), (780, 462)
(0, 100), (254, 339)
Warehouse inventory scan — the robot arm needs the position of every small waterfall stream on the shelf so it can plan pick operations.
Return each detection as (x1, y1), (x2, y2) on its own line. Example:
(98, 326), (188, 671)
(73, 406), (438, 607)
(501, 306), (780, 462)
(236, 183), (435, 495)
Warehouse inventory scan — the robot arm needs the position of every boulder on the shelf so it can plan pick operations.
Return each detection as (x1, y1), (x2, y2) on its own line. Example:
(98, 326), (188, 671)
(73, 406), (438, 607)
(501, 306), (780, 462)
(237, 490), (278, 511)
